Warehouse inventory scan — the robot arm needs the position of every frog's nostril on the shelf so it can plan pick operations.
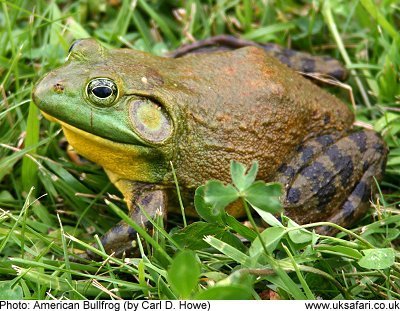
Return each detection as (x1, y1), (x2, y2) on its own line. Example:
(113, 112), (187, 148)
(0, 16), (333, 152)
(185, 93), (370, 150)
(53, 83), (65, 93)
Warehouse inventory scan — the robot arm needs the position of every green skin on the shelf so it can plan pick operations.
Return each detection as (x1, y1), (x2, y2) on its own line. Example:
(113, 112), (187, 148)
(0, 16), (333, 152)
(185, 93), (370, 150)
(33, 38), (387, 258)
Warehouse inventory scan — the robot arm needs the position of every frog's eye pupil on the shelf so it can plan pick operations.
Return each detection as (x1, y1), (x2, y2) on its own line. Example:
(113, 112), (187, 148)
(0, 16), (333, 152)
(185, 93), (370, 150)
(93, 86), (112, 98)
(86, 78), (118, 106)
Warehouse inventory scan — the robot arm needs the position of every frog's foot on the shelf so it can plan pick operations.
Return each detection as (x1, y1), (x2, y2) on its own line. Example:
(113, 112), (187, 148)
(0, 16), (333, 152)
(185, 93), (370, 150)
(276, 130), (387, 234)
(83, 189), (167, 260)
(169, 35), (348, 81)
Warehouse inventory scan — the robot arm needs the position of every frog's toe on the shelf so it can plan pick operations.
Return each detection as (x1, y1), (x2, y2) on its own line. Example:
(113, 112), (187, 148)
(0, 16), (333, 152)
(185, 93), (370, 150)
(101, 221), (140, 258)
(77, 220), (141, 261)
(277, 129), (387, 232)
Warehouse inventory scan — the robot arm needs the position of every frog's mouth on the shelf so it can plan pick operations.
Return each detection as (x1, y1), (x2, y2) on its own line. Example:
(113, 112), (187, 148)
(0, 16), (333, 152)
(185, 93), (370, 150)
(41, 112), (165, 182)
(42, 111), (146, 150)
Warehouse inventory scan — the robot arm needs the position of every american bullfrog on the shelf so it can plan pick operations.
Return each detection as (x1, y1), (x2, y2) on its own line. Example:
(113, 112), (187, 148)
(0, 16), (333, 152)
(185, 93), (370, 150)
(32, 37), (387, 257)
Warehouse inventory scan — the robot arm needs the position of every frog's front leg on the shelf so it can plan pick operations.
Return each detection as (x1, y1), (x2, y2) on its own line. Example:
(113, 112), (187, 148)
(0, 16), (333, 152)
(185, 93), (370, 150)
(85, 178), (168, 259)
(275, 130), (387, 234)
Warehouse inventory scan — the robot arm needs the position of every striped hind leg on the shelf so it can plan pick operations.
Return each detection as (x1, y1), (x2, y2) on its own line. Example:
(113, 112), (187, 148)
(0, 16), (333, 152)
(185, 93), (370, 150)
(274, 130), (387, 233)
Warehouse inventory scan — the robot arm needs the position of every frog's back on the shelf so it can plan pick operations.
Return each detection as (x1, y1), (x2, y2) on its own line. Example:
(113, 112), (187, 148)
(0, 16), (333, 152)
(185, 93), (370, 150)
(167, 46), (354, 187)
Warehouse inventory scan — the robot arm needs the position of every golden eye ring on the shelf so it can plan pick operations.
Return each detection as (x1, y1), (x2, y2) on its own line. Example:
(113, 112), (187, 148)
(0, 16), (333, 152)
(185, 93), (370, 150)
(86, 78), (118, 106)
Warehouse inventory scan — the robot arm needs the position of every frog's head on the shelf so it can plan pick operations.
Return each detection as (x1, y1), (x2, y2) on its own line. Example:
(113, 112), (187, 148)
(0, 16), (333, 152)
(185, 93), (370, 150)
(33, 39), (180, 182)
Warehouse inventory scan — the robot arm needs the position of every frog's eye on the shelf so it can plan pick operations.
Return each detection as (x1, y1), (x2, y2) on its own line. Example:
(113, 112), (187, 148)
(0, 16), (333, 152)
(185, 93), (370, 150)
(86, 78), (118, 106)
(129, 99), (172, 143)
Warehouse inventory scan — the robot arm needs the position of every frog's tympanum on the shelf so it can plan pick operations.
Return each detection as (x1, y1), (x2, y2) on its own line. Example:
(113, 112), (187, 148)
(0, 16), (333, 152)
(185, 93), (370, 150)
(32, 37), (387, 258)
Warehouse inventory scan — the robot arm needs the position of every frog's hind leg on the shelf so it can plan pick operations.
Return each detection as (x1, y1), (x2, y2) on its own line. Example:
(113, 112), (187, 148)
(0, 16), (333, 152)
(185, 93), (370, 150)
(275, 130), (387, 234)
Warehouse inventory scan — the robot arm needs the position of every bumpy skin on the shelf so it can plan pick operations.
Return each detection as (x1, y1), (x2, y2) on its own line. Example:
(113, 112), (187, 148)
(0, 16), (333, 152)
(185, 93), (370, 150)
(169, 35), (348, 81)
(33, 38), (387, 257)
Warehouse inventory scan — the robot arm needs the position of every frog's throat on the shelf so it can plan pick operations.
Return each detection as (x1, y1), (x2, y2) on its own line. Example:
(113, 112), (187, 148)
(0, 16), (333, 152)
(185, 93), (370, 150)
(42, 112), (165, 183)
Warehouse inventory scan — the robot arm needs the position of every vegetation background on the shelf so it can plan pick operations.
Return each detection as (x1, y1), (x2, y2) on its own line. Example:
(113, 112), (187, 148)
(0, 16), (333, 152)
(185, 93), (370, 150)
(0, 0), (399, 300)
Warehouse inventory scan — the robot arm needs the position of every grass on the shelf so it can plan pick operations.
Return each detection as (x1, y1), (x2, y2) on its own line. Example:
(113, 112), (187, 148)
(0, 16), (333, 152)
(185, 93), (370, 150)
(0, 0), (400, 300)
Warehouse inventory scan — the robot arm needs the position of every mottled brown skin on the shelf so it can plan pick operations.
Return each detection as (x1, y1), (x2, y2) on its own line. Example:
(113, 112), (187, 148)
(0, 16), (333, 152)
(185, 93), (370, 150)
(169, 46), (355, 190)
(169, 35), (348, 81)
(32, 38), (387, 258)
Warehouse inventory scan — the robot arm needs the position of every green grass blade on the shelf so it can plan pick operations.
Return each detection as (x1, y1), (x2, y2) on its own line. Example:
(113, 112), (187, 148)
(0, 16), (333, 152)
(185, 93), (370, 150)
(105, 199), (172, 264)
(359, 0), (399, 40)
(21, 101), (40, 194)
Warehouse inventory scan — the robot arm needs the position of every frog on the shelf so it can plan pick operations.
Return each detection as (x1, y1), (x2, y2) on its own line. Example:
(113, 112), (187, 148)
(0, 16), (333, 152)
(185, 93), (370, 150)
(32, 37), (387, 258)
(168, 35), (349, 81)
